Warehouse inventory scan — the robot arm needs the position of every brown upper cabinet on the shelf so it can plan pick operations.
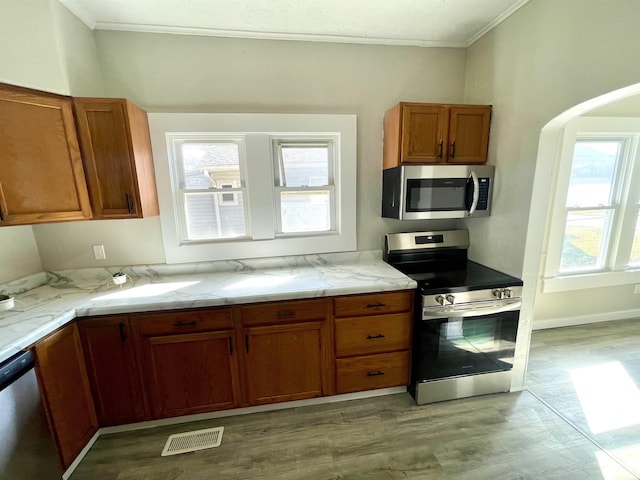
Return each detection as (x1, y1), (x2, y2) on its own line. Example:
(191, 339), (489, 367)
(383, 102), (491, 168)
(0, 83), (93, 225)
(74, 98), (159, 219)
(0, 82), (159, 226)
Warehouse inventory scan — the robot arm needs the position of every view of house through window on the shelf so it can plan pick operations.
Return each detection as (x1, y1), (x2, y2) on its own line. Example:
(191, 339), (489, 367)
(179, 142), (246, 241)
(150, 113), (356, 264)
(274, 142), (334, 234)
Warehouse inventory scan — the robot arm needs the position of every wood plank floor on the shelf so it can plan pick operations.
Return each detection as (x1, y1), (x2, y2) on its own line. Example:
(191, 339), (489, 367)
(70, 319), (640, 480)
(527, 318), (640, 478)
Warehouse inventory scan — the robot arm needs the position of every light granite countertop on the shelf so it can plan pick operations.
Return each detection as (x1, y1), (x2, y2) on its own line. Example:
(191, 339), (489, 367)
(0, 251), (415, 364)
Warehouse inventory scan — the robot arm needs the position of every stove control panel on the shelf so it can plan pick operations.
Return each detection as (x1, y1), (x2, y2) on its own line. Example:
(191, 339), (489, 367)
(422, 286), (523, 308)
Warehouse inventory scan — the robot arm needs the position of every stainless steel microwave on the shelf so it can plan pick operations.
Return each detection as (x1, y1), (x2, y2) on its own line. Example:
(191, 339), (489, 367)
(382, 165), (494, 220)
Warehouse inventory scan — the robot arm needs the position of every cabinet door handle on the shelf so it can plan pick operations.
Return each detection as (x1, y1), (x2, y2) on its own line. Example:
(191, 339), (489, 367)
(450, 141), (456, 159)
(367, 371), (384, 377)
(228, 337), (233, 355)
(118, 322), (127, 342)
(438, 140), (443, 158)
(173, 320), (196, 327)
(125, 193), (133, 213)
(275, 310), (296, 317)
(366, 303), (385, 308)
(366, 334), (385, 340)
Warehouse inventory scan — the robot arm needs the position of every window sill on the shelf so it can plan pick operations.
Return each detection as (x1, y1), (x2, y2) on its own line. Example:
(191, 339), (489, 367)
(542, 269), (640, 293)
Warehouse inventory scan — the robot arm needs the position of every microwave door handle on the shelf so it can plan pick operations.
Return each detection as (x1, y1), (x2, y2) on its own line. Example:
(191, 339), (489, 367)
(468, 171), (480, 215)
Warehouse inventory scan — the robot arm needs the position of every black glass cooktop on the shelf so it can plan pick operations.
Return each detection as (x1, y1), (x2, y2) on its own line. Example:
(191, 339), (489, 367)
(396, 260), (523, 294)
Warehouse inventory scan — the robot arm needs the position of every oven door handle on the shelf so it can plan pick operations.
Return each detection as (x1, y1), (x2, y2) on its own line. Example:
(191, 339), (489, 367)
(422, 299), (521, 319)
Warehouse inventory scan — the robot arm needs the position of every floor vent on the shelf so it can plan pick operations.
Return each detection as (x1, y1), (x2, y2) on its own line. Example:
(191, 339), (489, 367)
(161, 426), (224, 456)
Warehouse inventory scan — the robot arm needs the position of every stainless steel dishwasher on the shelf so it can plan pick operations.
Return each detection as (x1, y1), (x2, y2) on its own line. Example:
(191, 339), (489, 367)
(0, 350), (62, 480)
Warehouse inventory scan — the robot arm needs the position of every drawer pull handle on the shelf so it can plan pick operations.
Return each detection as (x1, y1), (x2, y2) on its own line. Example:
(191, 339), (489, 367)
(367, 371), (385, 377)
(275, 310), (296, 317)
(173, 321), (196, 327)
(366, 303), (386, 308)
(366, 334), (385, 340)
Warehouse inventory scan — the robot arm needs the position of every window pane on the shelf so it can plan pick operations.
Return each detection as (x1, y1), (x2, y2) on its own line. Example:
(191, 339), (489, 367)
(566, 140), (621, 207)
(280, 146), (329, 187)
(184, 192), (246, 240)
(280, 191), (330, 233)
(181, 143), (240, 190)
(630, 211), (640, 267)
(559, 210), (611, 272)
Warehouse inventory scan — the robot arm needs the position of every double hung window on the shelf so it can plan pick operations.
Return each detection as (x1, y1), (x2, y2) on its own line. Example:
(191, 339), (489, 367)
(273, 140), (335, 234)
(544, 117), (640, 291)
(149, 113), (356, 264)
(174, 138), (247, 241)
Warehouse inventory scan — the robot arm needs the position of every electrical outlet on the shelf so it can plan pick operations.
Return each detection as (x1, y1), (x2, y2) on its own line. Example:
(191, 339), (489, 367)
(634, 284), (640, 294)
(92, 244), (106, 261)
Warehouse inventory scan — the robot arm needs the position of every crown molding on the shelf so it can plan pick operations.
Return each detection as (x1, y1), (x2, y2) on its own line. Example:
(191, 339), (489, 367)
(92, 22), (468, 48)
(467, 0), (530, 46)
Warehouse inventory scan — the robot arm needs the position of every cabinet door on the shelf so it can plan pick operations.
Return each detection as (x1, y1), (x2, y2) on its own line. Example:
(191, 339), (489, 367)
(0, 84), (92, 225)
(400, 104), (448, 164)
(34, 323), (98, 469)
(447, 106), (491, 164)
(79, 316), (148, 426)
(140, 330), (241, 418)
(73, 98), (159, 219)
(243, 321), (326, 405)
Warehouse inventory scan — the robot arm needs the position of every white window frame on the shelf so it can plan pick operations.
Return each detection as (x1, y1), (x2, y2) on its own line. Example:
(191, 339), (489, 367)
(170, 135), (249, 243)
(272, 138), (337, 235)
(148, 113), (357, 264)
(543, 116), (640, 292)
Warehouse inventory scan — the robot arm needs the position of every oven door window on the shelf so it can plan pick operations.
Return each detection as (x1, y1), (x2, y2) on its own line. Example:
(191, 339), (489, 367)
(413, 310), (519, 381)
(405, 178), (467, 212)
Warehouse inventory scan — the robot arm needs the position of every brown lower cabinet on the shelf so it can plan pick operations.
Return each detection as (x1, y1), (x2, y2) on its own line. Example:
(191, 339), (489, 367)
(34, 290), (412, 468)
(134, 309), (241, 418)
(333, 291), (414, 394)
(243, 321), (327, 405)
(34, 323), (98, 469)
(78, 316), (148, 426)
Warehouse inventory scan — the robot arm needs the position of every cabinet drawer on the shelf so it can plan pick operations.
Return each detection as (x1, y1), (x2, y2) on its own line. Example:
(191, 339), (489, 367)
(241, 298), (329, 326)
(134, 309), (233, 336)
(333, 291), (413, 318)
(336, 351), (410, 394)
(335, 312), (411, 357)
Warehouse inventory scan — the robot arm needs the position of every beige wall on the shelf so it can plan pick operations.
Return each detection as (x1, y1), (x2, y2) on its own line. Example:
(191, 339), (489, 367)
(32, 32), (465, 269)
(463, 0), (640, 386)
(50, 0), (105, 97)
(0, 0), (67, 93)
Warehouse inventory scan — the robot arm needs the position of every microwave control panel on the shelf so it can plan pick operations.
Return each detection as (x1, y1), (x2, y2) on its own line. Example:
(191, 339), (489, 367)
(477, 178), (491, 210)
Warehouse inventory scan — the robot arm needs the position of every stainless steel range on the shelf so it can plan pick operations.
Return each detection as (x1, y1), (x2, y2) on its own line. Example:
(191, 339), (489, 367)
(383, 230), (523, 405)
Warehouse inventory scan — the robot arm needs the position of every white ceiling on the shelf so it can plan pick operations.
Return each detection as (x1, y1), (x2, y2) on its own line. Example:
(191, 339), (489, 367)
(58, 0), (529, 48)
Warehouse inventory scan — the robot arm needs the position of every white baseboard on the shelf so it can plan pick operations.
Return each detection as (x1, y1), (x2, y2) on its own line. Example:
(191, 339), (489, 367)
(532, 308), (640, 330)
(63, 430), (100, 480)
